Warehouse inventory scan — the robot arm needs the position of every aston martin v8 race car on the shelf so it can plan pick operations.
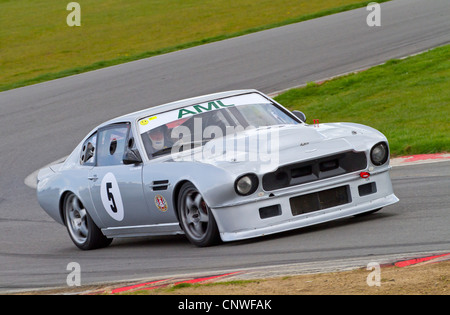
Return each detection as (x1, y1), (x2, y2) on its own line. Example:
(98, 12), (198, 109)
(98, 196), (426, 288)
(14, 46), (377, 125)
(37, 90), (398, 249)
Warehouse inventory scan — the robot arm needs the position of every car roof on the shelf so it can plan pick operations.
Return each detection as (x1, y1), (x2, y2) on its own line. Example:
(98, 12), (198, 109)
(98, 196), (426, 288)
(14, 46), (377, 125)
(97, 89), (261, 128)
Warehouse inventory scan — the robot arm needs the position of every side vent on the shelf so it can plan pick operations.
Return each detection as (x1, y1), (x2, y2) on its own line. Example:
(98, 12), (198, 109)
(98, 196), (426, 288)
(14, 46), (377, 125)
(150, 180), (169, 191)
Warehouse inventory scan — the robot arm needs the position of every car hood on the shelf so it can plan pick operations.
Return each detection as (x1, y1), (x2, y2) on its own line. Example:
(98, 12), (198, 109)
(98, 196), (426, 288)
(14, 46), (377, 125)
(171, 123), (385, 175)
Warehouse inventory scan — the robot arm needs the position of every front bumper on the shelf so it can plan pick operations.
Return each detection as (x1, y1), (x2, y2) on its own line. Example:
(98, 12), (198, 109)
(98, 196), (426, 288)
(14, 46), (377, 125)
(211, 168), (399, 242)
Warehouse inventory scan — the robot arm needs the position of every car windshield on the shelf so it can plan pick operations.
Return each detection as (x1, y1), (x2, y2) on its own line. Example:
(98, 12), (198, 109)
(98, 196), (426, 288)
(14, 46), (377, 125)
(138, 93), (299, 159)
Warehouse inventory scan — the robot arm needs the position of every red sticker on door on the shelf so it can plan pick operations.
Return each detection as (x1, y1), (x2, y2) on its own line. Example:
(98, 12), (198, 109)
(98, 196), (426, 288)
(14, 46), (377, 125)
(154, 195), (168, 212)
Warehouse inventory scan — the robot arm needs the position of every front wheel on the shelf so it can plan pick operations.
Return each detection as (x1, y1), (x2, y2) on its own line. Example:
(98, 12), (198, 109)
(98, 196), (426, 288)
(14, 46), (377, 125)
(177, 183), (221, 247)
(63, 193), (112, 250)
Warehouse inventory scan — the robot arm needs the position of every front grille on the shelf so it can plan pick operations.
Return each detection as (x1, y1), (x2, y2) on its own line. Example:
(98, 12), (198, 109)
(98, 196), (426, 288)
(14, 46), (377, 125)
(262, 151), (367, 191)
(290, 185), (351, 216)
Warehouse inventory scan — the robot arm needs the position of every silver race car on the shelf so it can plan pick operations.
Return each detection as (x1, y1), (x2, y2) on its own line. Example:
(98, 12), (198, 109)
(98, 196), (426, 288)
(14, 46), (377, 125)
(37, 90), (398, 249)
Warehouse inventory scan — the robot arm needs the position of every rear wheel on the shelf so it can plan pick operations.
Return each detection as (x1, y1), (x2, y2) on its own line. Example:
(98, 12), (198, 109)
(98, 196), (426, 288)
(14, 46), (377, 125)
(63, 193), (112, 250)
(177, 183), (220, 247)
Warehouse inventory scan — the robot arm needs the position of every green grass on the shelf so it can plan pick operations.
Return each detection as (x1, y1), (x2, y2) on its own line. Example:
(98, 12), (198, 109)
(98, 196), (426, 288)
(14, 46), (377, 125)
(0, 0), (391, 91)
(275, 45), (450, 156)
(124, 279), (260, 295)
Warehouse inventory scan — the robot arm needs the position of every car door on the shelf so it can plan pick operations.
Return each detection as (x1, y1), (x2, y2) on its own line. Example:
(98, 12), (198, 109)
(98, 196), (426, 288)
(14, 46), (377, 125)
(88, 123), (151, 228)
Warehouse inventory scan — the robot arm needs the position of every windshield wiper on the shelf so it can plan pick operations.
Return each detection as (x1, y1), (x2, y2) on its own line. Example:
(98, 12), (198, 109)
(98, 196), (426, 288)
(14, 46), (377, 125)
(152, 146), (174, 157)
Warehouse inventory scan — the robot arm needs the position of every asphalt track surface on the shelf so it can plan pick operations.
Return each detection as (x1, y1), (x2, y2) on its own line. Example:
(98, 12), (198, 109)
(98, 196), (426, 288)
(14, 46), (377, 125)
(0, 0), (449, 292)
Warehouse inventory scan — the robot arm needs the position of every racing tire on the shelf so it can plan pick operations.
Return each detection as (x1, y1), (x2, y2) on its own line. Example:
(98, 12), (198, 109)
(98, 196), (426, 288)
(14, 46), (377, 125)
(177, 183), (221, 247)
(63, 193), (113, 250)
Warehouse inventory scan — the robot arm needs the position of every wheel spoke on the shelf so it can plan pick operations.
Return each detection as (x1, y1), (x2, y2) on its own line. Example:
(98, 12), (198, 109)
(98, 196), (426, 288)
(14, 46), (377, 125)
(78, 208), (87, 221)
(192, 221), (205, 236)
(79, 221), (89, 237)
(72, 197), (81, 212)
(185, 212), (195, 224)
(193, 193), (203, 209)
(68, 209), (77, 224)
(198, 206), (209, 223)
(186, 195), (195, 212)
(78, 209), (88, 236)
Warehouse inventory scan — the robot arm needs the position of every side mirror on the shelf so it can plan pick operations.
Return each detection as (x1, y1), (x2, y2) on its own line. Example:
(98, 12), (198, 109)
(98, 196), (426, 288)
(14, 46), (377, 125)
(292, 110), (306, 122)
(123, 148), (142, 165)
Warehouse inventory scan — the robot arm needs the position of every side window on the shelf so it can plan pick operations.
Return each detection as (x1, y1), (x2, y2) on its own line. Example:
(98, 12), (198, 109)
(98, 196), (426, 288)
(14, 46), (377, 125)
(96, 124), (130, 167)
(80, 133), (97, 166)
(126, 127), (137, 151)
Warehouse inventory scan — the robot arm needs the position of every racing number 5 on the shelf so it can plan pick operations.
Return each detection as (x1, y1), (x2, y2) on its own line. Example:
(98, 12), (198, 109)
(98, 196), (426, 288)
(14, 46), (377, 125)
(100, 172), (124, 221)
(106, 182), (118, 213)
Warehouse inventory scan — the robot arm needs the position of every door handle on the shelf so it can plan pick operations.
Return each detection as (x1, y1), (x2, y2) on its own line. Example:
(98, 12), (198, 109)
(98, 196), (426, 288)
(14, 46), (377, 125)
(88, 175), (98, 181)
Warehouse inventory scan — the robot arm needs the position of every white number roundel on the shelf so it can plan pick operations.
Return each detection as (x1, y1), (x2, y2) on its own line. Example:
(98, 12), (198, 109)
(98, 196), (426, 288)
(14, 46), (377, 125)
(100, 173), (124, 221)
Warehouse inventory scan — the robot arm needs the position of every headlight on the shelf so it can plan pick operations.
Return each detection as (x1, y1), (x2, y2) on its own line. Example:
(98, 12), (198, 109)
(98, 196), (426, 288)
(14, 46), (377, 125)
(235, 174), (259, 196)
(370, 142), (389, 166)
